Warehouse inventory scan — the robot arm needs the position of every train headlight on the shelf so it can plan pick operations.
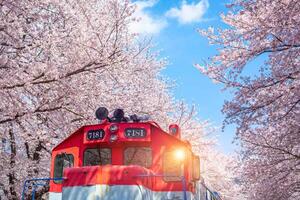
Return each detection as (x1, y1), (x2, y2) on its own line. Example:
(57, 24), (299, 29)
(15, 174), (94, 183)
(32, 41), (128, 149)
(174, 149), (185, 161)
(109, 124), (118, 133)
(110, 134), (118, 142)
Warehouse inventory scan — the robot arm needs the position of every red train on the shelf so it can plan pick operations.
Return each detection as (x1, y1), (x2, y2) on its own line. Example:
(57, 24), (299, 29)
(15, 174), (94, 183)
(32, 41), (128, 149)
(47, 107), (220, 200)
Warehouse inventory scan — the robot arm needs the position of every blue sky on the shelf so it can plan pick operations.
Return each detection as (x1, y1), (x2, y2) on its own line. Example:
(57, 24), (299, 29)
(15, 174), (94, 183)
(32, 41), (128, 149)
(130, 0), (238, 153)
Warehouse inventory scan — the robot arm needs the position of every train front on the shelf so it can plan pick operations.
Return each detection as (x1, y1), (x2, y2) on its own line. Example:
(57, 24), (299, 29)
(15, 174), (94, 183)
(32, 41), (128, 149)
(49, 108), (201, 200)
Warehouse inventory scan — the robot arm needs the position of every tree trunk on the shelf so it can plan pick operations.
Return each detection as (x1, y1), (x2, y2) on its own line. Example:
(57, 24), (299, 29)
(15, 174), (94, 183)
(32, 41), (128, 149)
(8, 126), (18, 200)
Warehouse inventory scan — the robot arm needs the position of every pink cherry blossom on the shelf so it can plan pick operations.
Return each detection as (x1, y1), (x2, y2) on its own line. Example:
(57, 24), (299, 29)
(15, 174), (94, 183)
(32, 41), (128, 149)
(199, 0), (300, 199)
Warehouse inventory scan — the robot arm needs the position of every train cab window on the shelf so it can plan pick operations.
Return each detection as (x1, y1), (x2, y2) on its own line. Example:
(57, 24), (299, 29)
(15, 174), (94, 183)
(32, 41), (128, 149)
(124, 147), (152, 168)
(53, 153), (74, 183)
(163, 151), (183, 181)
(84, 148), (111, 166)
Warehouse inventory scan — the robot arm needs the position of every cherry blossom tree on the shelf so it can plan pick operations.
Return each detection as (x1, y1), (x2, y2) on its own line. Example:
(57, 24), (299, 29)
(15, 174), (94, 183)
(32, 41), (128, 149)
(198, 0), (300, 199)
(0, 0), (175, 198)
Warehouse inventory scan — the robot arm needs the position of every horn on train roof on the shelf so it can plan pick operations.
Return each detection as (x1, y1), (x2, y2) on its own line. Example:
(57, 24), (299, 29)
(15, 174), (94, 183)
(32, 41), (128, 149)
(95, 107), (109, 121)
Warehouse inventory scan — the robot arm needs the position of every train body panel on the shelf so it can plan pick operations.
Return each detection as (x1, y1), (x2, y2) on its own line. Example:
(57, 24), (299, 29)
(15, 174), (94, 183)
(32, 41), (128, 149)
(49, 192), (61, 200)
(62, 185), (193, 200)
(49, 183), (214, 200)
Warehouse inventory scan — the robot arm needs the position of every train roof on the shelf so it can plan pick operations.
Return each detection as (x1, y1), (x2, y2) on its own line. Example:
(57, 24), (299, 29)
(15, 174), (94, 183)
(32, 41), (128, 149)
(52, 120), (191, 152)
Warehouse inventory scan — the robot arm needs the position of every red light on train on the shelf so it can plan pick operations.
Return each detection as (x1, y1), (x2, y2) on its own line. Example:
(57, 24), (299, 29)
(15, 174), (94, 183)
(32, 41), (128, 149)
(169, 124), (181, 139)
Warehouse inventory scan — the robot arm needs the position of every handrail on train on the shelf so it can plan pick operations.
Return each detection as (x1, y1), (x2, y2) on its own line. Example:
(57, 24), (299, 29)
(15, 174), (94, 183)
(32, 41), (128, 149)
(21, 177), (64, 200)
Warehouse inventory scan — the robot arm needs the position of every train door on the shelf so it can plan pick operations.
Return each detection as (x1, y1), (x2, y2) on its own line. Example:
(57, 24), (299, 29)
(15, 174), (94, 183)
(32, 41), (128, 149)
(50, 147), (79, 199)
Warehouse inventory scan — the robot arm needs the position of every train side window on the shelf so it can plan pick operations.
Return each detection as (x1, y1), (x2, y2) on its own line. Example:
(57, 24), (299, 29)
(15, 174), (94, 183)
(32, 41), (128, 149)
(163, 151), (183, 181)
(124, 147), (152, 168)
(84, 148), (111, 166)
(53, 153), (74, 184)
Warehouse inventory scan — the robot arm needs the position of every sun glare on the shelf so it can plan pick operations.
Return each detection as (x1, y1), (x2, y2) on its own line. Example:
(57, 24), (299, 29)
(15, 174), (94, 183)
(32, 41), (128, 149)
(174, 149), (185, 161)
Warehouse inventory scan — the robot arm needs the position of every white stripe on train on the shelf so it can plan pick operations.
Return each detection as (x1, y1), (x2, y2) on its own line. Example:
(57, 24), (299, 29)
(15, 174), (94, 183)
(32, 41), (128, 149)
(49, 184), (196, 200)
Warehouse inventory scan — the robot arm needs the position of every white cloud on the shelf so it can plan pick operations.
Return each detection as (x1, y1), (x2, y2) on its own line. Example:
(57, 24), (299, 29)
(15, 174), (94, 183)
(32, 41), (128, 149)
(166, 0), (209, 24)
(129, 0), (167, 35)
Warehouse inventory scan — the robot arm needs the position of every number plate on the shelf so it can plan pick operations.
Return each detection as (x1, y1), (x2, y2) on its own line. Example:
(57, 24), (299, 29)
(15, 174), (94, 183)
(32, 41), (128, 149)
(87, 129), (105, 140)
(125, 128), (147, 138)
